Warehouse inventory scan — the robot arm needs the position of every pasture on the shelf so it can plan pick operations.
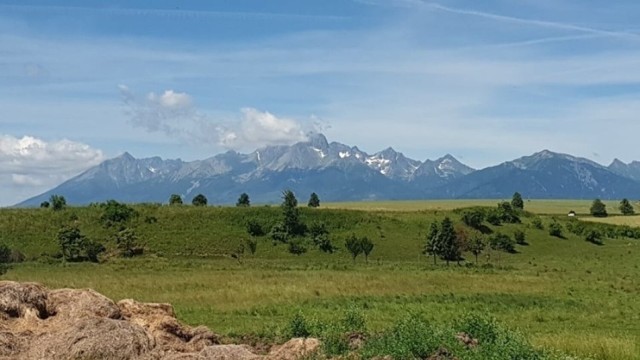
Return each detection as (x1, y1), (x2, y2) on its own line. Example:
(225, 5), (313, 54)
(1, 200), (640, 359)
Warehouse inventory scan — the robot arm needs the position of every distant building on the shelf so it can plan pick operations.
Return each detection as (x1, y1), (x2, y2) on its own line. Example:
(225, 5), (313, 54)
(568, 210), (576, 217)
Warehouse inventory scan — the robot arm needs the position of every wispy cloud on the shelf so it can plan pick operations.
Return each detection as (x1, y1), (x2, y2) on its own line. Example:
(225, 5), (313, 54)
(0, 4), (349, 22)
(119, 86), (317, 151)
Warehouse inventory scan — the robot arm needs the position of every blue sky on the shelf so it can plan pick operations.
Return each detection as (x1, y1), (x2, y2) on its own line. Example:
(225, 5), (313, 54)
(1, 0), (640, 205)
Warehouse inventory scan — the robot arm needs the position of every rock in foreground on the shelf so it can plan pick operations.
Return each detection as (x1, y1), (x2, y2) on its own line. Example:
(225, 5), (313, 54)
(0, 281), (320, 360)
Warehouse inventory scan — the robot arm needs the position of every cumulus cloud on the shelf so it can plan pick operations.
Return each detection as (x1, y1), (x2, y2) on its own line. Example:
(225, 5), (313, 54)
(0, 135), (104, 205)
(120, 86), (319, 151)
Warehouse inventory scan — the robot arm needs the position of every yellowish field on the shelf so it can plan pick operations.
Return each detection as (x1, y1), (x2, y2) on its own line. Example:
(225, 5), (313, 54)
(324, 199), (627, 215)
(582, 215), (640, 227)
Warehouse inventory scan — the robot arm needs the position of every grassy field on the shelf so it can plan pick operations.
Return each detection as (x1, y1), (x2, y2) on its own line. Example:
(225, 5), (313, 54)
(324, 199), (629, 215)
(2, 201), (640, 359)
(582, 215), (640, 227)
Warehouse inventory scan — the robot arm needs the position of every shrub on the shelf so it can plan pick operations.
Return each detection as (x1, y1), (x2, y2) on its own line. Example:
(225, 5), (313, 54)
(246, 220), (265, 237)
(548, 220), (563, 238)
(514, 230), (527, 245)
(490, 233), (516, 253)
(461, 209), (485, 229)
(288, 238), (307, 255)
(50, 195), (66, 211)
(100, 200), (137, 226)
(531, 217), (544, 230)
(585, 230), (604, 245)
(115, 228), (144, 257)
(245, 238), (257, 255)
(191, 194), (208, 206)
(486, 210), (502, 226)
(288, 312), (311, 338)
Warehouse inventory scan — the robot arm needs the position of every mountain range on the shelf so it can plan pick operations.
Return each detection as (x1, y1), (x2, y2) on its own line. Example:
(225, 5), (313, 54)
(18, 133), (640, 206)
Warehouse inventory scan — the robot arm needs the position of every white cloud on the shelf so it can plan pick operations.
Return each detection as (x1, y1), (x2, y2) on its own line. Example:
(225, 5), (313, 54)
(120, 86), (314, 151)
(219, 108), (308, 149)
(0, 135), (104, 206)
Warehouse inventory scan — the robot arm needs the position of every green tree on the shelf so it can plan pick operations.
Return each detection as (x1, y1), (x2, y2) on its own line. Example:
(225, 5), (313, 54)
(497, 202), (521, 223)
(345, 234), (363, 263)
(192, 194), (208, 207)
(469, 234), (485, 264)
(461, 209), (485, 229)
(514, 230), (527, 245)
(590, 199), (608, 217)
(423, 222), (441, 265)
(40, 201), (50, 209)
(169, 194), (183, 205)
(511, 192), (524, 210)
(236, 193), (250, 207)
(439, 217), (460, 265)
(100, 200), (137, 225)
(115, 228), (143, 257)
(281, 190), (305, 236)
(308, 192), (320, 208)
(360, 236), (374, 263)
(57, 226), (104, 262)
(50, 194), (67, 211)
(619, 198), (635, 216)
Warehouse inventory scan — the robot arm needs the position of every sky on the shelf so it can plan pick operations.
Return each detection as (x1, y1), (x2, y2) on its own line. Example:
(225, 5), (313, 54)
(1, 0), (640, 206)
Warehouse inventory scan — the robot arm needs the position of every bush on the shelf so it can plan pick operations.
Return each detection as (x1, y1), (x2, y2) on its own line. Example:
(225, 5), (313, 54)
(461, 209), (485, 229)
(361, 314), (440, 359)
(288, 312), (311, 338)
(288, 238), (307, 255)
(115, 228), (144, 257)
(548, 220), (563, 238)
(514, 230), (527, 245)
(490, 233), (516, 253)
(585, 229), (604, 245)
(531, 217), (544, 230)
(100, 200), (137, 226)
(246, 220), (265, 237)
(486, 210), (502, 226)
(57, 226), (105, 262)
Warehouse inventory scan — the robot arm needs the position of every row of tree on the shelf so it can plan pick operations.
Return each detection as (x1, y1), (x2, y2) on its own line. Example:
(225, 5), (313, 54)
(168, 192), (321, 208)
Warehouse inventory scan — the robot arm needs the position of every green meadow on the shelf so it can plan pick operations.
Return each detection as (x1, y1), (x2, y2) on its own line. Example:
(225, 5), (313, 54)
(1, 201), (640, 359)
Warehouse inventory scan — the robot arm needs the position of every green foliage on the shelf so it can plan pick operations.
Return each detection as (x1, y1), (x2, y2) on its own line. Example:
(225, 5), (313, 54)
(341, 306), (366, 333)
(308, 192), (320, 208)
(511, 192), (524, 210)
(245, 237), (257, 255)
(497, 201), (521, 223)
(57, 226), (104, 262)
(287, 312), (311, 338)
(619, 198), (635, 216)
(461, 208), (485, 229)
(548, 220), (563, 238)
(287, 238), (307, 256)
(191, 194), (208, 207)
(345, 234), (363, 262)
(585, 229), (604, 245)
(40, 201), (50, 209)
(269, 222), (288, 243)
(360, 236), (374, 262)
(514, 230), (527, 245)
(0, 243), (10, 276)
(236, 193), (250, 207)
(246, 219), (265, 237)
(49, 195), (66, 211)
(486, 209), (502, 226)
(424, 222), (442, 264)
(281, 190), (306, 237)
(531, 217), (544, 230)
(490, 232), (516, 253)
(100, 200), (137, 226)
(115, 228), (143, 257)
(309, 222), (336, 253)
(590, 198), (608, 217)
(169, 194), (183, 205)
(439, 217), (460, 264)
(361, 313), (440, 359)
(469, 234), (485, 264)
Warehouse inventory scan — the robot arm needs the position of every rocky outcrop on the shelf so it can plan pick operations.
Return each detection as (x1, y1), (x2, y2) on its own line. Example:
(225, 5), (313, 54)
(0, 281), (320, 360)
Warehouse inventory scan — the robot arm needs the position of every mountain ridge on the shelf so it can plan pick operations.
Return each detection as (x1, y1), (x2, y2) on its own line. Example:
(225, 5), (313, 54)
(17, 134), (640, 206)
